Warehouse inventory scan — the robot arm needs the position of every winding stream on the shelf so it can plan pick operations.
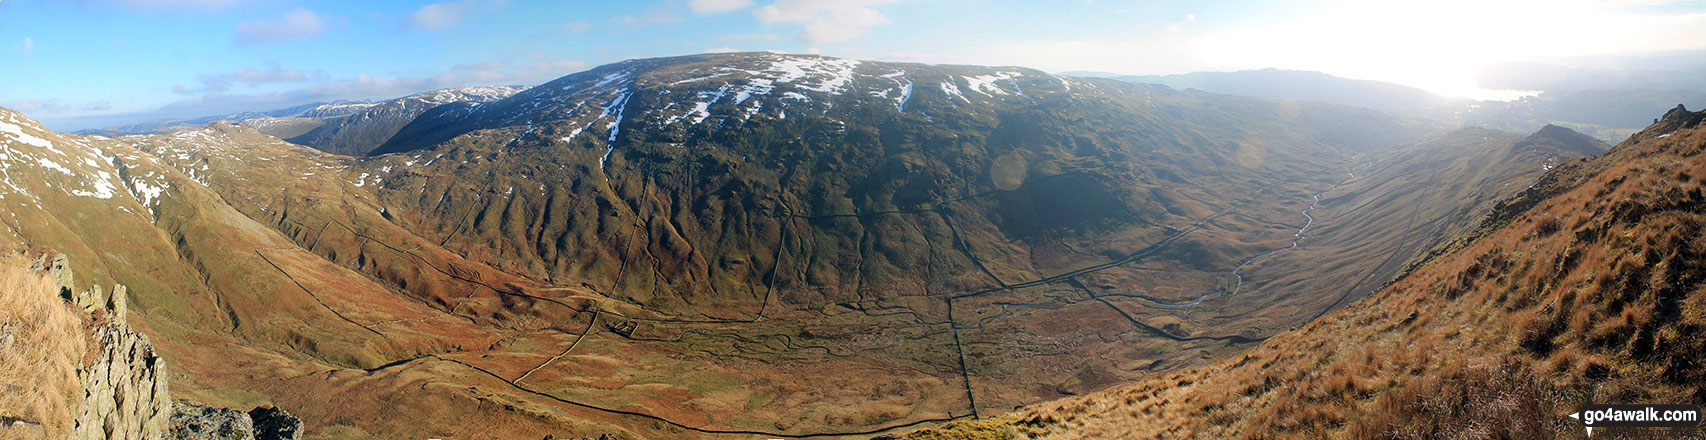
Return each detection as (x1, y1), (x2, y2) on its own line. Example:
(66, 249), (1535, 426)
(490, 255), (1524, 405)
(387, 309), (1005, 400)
(1138, 169), (1355, 308)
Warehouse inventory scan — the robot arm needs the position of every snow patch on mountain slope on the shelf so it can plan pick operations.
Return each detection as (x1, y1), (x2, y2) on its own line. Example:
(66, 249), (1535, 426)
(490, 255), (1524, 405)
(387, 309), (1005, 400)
(876, 71), (913, 112)
(1, 120), (53, 150)
(963, 72), (1022, 97)
(940, 80), (969, 103)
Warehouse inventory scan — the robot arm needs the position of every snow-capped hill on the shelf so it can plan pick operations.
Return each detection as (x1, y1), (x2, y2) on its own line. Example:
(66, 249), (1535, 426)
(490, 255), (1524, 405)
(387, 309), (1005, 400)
(0, 107), (126, 204)
(410, 86), (527, 105)
(80, 87), (527, 157)
(280, 86), (527, 156)
(372, 52), (1075, 155)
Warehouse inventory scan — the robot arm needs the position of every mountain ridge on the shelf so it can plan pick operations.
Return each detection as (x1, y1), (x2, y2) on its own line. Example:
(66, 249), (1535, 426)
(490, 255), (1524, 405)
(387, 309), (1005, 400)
(0, 51), (1619, 438)
(909, 103), (1706, 439)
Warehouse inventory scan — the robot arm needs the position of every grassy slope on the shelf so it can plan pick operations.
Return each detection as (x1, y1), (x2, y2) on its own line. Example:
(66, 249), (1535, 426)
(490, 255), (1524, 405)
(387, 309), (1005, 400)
(3, 53), (1604, 438)
(0, 255), (84, 439)
(911, 108), (1706, 439)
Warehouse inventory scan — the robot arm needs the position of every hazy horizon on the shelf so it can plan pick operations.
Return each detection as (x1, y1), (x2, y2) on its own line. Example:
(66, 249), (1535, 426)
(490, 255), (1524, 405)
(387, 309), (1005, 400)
(5, 0), (1706, 131)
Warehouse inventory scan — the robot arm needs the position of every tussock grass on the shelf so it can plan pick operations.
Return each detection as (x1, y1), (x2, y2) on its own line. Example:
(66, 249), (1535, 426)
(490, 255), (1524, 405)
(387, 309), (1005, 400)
(937, 107), (1706, 439)
(0, 256), (87, 439)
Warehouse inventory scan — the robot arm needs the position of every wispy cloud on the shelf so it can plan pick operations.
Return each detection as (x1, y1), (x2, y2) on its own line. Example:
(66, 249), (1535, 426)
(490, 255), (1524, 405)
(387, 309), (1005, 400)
(689, 0), (754, 15)
(553, 20), (592, 33)
(13, 37), (34, 54)
(142, 56), (587, 123)
(406, 0), (506, 31)
(236, 8), (326, 44)
(4, 98), (112, 115)
(754, 0), (903, 45)
(718, 32), (780, 43)
(172, 61), (317, 95)
(613, 6), (682, 26)
(96, 0), (245, 7)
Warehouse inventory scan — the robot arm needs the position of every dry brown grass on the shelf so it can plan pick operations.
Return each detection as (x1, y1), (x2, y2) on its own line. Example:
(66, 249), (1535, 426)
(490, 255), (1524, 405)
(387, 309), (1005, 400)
(0, 255), (87, 439)
(908, 111), (1706, 439)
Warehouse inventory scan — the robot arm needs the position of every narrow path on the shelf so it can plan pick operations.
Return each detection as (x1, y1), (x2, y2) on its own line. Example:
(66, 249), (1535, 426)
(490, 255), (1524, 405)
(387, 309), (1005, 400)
(515, 309), (599, 384)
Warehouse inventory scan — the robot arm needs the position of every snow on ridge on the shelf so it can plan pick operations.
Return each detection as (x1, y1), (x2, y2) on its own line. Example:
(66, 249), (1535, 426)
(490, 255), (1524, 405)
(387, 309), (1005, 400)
(1, 120), (53, 150)
(1053, 74), (1071, 92)
(670, 72), (734, 86)
(603, 91), (632, 142)
(35, 157), (72, 174)
(733, 77), (775, 105)
(878, 71), (913, 112)
(766, 55), (862, 95)
(940, 80), (969, 103)
(962, 72), (1023, 97)
(669, 84), (731, 125)
(124, 172), (168, 210)
(1007, 77), (1037, 105)
(591, 70), (633, 90)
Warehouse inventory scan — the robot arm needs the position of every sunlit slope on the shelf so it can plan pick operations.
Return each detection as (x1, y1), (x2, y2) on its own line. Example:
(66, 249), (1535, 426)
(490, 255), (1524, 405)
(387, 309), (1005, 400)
(2, 52), (1594, 438)
(359, 52), (1425, 317)
(939, 106), (1705, 439)
(1188, 125), (1611, 330)
(2, 108), (640, 438)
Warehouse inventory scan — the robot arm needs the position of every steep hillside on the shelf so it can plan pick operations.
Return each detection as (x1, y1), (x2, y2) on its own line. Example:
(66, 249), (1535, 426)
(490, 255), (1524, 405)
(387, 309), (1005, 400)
(284, 86), (524, 156)
(0, 52), (1588, 438)
(922, 105), (1706, 438)
(362, 52), (1421, 317)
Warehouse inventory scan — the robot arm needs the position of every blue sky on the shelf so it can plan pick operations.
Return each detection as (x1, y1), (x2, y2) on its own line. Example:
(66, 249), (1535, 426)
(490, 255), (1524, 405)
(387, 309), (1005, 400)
(3, 0), (1705, 130)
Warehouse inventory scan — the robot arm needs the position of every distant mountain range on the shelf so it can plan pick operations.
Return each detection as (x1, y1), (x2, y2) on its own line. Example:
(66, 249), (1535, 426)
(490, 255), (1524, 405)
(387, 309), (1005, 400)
(919, 103), (1706, 440)
(5, 52), (1527, 438)
(18, 52), (1694, 438)
(1079, 68), (1706, 143)
(79, 86), (525, 156)
(1107, 68), (1464, 117)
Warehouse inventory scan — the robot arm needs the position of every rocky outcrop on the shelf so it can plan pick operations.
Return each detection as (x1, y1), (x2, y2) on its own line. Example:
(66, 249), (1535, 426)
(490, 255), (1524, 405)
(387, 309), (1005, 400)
(169, 403), (253, 440)
(20, 253), (301, 440)
(32, 254), (174, 440)
(247, 407), (301, 440)
(71, 316), (172, 440)
(165, 403), (303, 440)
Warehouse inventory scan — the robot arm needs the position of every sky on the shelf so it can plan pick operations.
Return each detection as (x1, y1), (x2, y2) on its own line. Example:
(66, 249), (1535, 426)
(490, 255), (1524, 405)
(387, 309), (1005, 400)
(3, 0), (1705, 131)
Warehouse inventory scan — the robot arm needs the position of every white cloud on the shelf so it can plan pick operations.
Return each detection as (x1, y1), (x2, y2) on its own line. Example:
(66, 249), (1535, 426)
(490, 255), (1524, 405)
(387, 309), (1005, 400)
(14, 37), (34, 54)
(613, 7), (682, 26)
(3, 98), (113, 115)
(718, 32), (780, 42)
(101, 0), (244, 6)
(689, 0), (754, 15)
(553, 21), (591, 33)
(146, 55), (588, 122)
(236, 8), (326, 44)
(754, 0), (902, 44)
(174, 61), (314, 94)
(404, 0), (507, 31)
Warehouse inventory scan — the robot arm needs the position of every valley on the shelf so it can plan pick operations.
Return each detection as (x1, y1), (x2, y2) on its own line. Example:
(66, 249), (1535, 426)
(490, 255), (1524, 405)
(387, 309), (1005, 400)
(929, 102), (1706, 440)
(0, 52), (1644, 439)
(6, 2), (1705, 439)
